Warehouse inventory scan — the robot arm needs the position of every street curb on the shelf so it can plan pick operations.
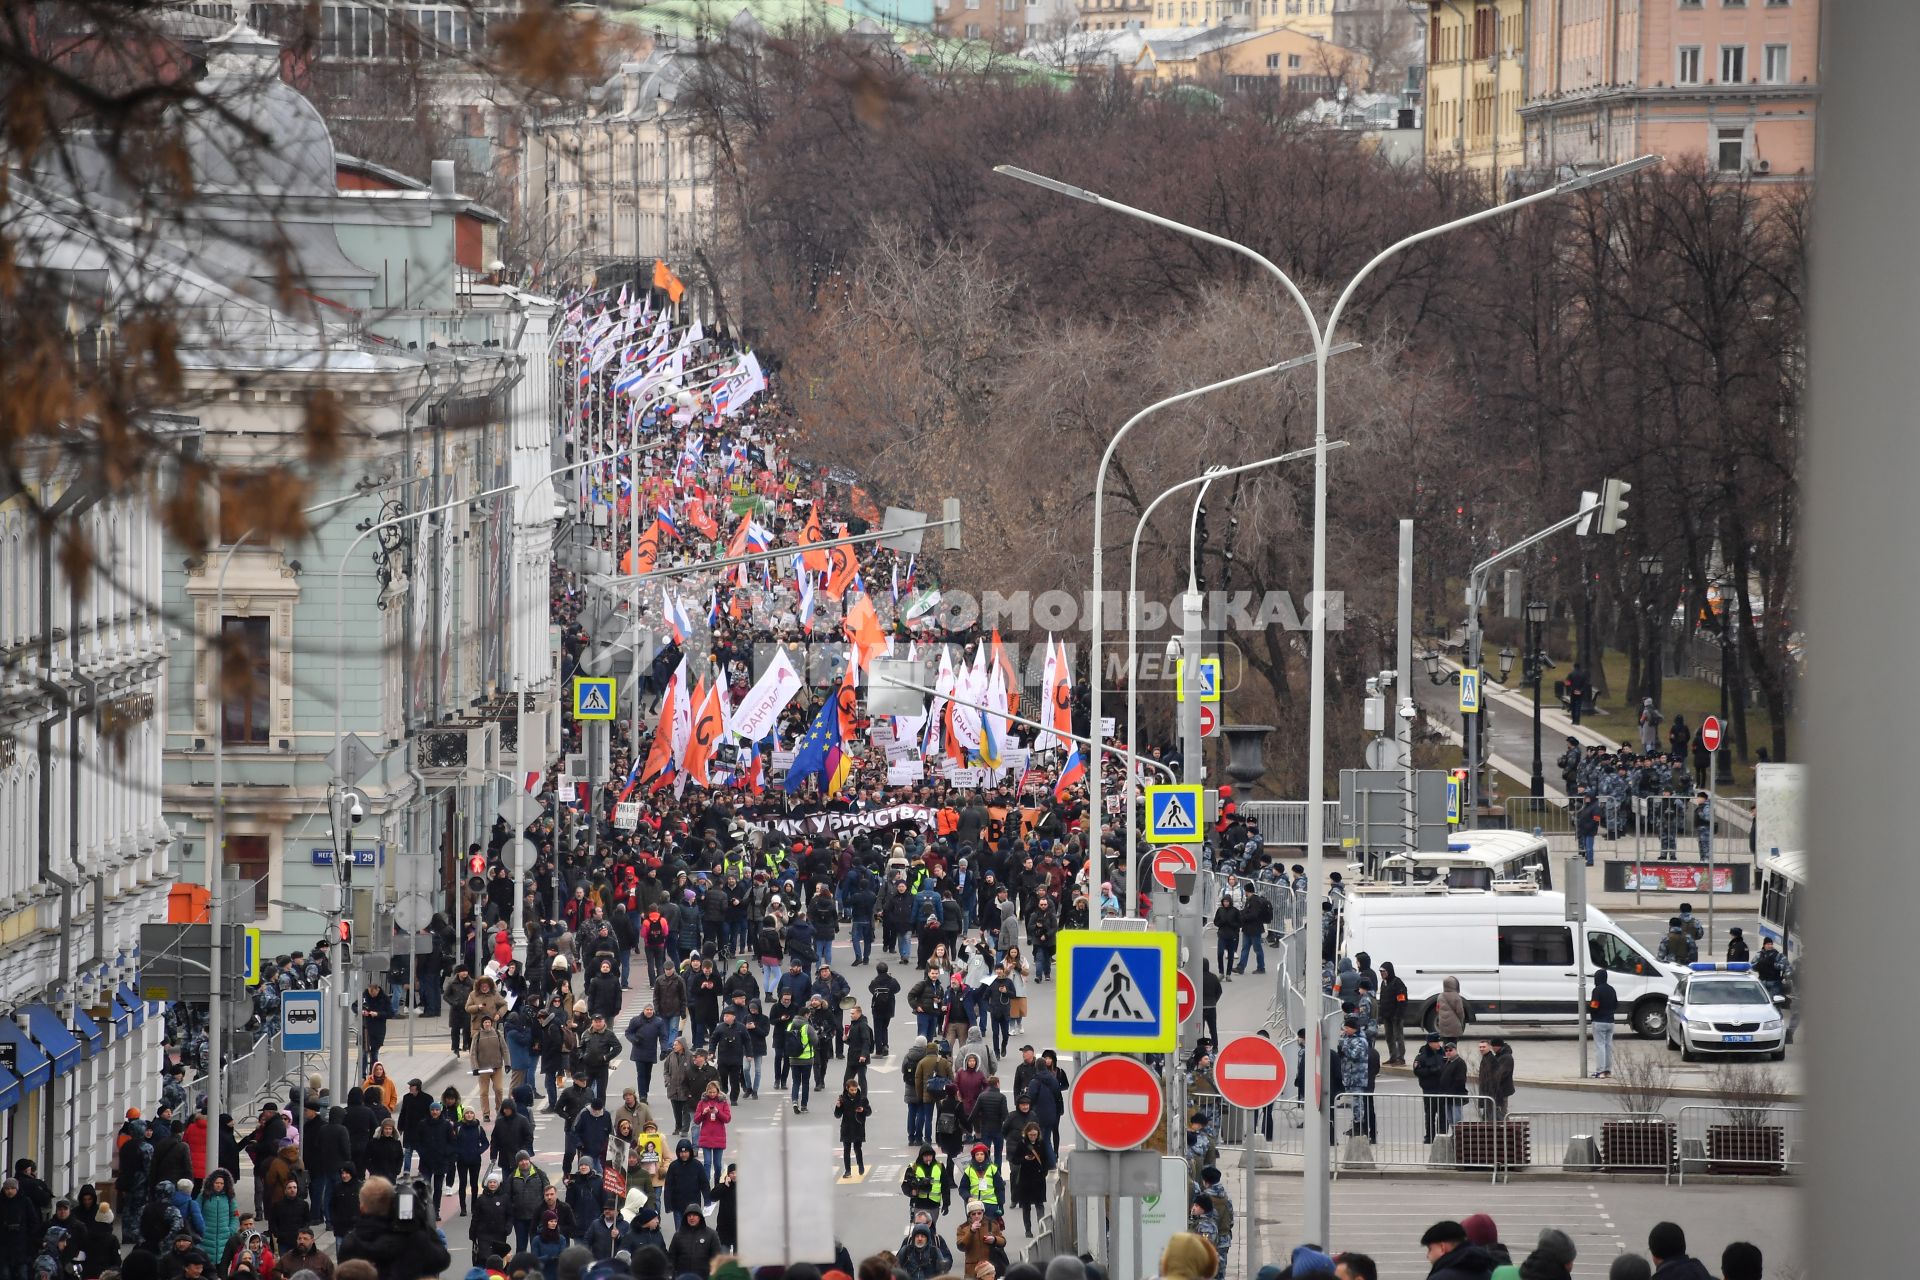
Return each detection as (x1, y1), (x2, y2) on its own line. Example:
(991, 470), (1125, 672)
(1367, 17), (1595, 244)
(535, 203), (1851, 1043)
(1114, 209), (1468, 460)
(1250, 1166), (1801, 1187)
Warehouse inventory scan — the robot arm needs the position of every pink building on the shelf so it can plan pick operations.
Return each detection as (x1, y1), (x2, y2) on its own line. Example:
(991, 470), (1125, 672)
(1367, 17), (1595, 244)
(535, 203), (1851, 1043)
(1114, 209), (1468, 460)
(1520, 0), (1819, 182)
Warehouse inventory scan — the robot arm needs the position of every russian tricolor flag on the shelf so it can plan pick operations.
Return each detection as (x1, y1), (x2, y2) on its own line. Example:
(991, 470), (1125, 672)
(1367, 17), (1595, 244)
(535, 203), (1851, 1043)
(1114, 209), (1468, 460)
(664, 590), (693, 644)
(1054, 748), (1087, 801)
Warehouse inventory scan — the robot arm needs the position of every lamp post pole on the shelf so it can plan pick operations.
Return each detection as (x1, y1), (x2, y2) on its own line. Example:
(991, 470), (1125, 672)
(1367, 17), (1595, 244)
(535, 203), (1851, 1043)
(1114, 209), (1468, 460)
(1526, 600), (1550, 799)
(995, 151), (1660, 1245)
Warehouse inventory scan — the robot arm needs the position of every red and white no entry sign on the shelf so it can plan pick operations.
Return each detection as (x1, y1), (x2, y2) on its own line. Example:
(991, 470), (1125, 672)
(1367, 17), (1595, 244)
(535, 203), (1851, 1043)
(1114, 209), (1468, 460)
(1070, 1055), (1164, 1151)
(1701, 715), (1723, 753)
(1175, 972), (1197, 1024)
(1151, 845), (1199, 890)
(1214, 1034), (1289, 1110)
(1198, 704), (1218, 738)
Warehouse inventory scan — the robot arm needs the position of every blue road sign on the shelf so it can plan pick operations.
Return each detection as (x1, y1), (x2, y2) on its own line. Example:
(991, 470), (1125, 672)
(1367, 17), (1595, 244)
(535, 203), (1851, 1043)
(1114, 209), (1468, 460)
(1145, 784), (1203, 844)
(281, 989), (325, 1052)
(573, 676), (617, 721)
(1177, 656), (1221, 703)
(1459, 667), (1481, 715)
(1056, 929), (1177, 1052)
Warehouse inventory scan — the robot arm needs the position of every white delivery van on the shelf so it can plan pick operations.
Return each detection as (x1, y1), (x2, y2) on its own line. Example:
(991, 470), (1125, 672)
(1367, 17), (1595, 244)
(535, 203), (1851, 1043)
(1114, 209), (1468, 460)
(1340, 884), (1679, 1038)
(1353, 829), (1556, 891)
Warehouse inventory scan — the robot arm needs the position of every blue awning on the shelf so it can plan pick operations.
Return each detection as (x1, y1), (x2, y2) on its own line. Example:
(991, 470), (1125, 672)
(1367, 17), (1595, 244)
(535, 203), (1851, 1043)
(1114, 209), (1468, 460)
(0, 1018), (50, 1093)
(116, 984), (147, 1030)
(100, 998), (130, 1043)
(0, 1061), (20, 1113)
(70, 1009), (104, 1059)
(22, 1004), (81, 1078)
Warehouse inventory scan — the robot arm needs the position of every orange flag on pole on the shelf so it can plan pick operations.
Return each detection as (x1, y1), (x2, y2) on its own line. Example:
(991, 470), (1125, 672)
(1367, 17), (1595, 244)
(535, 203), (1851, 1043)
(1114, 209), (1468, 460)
(844, 591), (887, 671)
(991, 628), (1020, 718)
(798, 508), (830, 573)
(622, 520), (666, 576)
(652, 259), (686, 306)
(682, 678), (725, 786)
(824, 537), (859, 602)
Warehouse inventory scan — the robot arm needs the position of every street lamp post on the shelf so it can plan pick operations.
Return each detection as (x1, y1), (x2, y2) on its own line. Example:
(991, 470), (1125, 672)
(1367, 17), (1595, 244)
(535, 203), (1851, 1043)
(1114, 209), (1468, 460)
(1716, 573), (1736, 784)
(996, 151), (1660, 1245)
(1122, 444), (1349, 915)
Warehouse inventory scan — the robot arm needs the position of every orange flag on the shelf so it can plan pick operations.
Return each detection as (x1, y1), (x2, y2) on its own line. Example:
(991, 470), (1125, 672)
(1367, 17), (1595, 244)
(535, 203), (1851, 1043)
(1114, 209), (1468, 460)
(824, 535), (859, 602)
(684, 497), (719, 541)
(652, 259), (686, 306)
(798, 508), (830, 573)
(622, 520), (665, 576)
(682, 678), (725, 786)
(641, 674), (681, 792)
(844, 591), (887, 670)
(991, 629), (1020, 717)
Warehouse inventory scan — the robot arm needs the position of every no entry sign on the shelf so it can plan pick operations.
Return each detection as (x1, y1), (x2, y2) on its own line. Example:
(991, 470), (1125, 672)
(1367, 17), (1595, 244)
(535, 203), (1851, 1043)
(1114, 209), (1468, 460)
(1701, 715), (1723, 753)
(1214, 1034), (1289, 1110)
(1199, 704), (1218, 738)
(1175, 972), (1197, 1024)
(1070, 1055), (1164, 1151)
(1151, 845), (1199, 891)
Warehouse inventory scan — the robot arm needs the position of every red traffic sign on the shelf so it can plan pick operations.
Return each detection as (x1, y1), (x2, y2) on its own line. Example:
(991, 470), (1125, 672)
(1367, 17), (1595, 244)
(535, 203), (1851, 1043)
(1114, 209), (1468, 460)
(1151, 844), (1199, 890)
(467, 853), (487, 877)
(1199, 704), (1218, 738)
(1700, 715), (1723, 753)
(1175, 972), (1197, 1024)
(1070, 1055), (1164, 1151)
(1214, 1034), (1289, 1110)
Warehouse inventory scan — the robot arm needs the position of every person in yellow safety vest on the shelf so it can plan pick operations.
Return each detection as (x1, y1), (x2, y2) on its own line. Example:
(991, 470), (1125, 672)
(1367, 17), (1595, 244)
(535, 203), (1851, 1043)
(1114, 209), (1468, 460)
(787, 1018), (817, 1113)
(901, 1144), (946, 1216)
(959, 1143), (1003, 1221)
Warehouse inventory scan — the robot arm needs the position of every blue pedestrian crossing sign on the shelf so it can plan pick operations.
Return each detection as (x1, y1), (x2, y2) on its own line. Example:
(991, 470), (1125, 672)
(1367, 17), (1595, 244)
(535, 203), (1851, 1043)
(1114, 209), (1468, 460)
(1177, 656), (1221, 703)
(572, 676), (617, 721)
(1056, 929), (1177, 1052)
(1458, 667), (1481, 715)
(1145, 784), (1203, 844)
(1445, 774), (1461, 824)
(281, 989), (325, 1052)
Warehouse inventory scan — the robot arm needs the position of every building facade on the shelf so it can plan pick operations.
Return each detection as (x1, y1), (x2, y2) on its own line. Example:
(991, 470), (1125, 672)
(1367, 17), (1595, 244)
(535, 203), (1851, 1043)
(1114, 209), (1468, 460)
(0, 450), (178, 1190)
(1423, 0), (1530, 194)
(1518, 0), (1819, 181)
(521, 53), (720, 318)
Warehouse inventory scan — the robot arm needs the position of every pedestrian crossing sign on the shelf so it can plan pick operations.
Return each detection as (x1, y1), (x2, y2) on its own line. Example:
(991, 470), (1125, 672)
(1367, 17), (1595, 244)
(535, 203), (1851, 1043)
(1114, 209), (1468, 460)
(1458, 667), (1480, 715)
(1145, 784), (1203, 843)
(1176, 656), (1221, 703)
(1057, 929), (1177, 1052)
(572, 676), (617, 721)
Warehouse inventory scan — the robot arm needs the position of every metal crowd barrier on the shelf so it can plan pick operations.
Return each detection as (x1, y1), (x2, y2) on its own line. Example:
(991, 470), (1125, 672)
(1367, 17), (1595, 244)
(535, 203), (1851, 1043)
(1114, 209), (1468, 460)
(1506, 1110), (1675, 1182)
(1676, 1103), (1804, 1183)
(1243, 800), (1343, 848)
(1329, 1092), (1496, 1178)
(1190, 1089), (1307, 1158)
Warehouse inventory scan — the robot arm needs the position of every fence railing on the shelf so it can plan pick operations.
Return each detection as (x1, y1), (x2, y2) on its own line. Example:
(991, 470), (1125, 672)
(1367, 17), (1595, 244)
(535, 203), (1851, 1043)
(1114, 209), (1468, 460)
(1676, 1104), (1805, 1183)
(1502, 795), (1760, 864)
(1329, 1092), (1498, 1177)
(1243, 800), (1343, 848)
(1505, 1110), (1675, 1181)
(1190, 1089), (1307, 1158)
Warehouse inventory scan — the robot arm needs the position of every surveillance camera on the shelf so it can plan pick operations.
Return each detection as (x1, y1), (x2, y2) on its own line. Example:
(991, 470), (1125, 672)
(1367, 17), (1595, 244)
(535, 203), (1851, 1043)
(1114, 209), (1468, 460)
(1397, 698), (1417, 721)
(1365, 676), (1380, 697)
(1377, 669), (1396, 688)
(348, 794), (365, 825)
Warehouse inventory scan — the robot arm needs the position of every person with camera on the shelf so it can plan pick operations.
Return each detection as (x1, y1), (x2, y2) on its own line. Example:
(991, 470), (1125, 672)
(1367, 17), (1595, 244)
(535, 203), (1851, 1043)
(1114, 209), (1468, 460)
(336, 1177), (448, 1280)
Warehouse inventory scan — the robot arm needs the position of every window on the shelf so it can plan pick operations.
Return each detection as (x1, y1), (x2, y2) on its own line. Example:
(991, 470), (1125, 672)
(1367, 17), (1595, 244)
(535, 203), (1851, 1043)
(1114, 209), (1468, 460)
(226, 834), (272, 915)
(1676, 45), (1702, 83)
(1498, 925), (1573, 967)
(1266, 53), (1280, 68)
(1590, 931), (1653, 977)
(1722, 0), (1745, 5)
(1678, 0), (1701, 7)
(220, 616), (271, 746)
(1720, 44), (1745, 83)
(1288, 52), (1301, 67)
(1472, 6), (1494, 59)
(1763, 43), (1789, 82)
(1716, 126), (1746, 171)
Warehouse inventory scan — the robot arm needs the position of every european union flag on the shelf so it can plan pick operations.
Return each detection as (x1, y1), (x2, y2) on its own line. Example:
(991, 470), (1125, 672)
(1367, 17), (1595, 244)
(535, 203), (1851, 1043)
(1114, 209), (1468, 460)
(782, 694), (844, 794)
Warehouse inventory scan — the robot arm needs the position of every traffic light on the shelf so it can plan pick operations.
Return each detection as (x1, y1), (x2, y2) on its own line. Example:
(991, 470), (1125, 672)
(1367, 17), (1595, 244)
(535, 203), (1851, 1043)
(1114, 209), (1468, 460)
(1597, 478), (1631, 535)
(466, 853), (487, 894)
(337, 918), (352, 965)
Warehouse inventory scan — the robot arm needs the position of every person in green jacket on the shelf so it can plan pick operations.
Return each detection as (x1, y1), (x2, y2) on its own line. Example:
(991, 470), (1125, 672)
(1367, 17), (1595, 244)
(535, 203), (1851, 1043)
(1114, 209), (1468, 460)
(197, 1169), (240, 1265)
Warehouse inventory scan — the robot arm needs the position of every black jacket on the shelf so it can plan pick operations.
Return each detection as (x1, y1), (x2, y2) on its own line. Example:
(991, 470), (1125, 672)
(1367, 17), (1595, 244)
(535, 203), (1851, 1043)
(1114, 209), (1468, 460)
(469, 1187), (512, 1252)
(338, 1216), (452, 1280)
(667, 1221), (722, 1275)
(1426, 1243), (1497, 1279)
(304, 1116), (352, 1179)
(1651, 1258), (1716, 1280)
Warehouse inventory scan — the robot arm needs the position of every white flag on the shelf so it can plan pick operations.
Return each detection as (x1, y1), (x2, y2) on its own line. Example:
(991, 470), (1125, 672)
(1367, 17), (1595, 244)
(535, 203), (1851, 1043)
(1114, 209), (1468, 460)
(1035, 634), (1060, 753)
(730, 648), (804, 743)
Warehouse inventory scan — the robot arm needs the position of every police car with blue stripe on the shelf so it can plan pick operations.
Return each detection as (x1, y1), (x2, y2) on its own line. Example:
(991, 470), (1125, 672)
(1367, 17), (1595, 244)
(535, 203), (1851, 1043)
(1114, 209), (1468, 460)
(1665, 962), (1788, 1062)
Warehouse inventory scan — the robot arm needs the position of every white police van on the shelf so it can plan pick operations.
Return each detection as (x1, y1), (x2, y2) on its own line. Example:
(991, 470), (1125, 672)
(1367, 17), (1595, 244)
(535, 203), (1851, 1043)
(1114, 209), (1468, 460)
(1664, 962), (1788, 1061)
(1340, 883), (1680, 1038)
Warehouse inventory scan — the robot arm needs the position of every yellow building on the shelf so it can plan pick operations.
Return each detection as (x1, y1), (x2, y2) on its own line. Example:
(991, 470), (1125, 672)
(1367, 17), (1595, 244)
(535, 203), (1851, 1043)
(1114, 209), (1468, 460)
(1127, 0), (1335, 36)
(1136, 25), (1370, 93)
(1423, 0), (1529, 197)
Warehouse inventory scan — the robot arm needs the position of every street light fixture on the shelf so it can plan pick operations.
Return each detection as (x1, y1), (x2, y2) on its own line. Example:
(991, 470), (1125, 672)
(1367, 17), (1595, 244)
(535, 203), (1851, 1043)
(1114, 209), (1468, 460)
(1496, 646), (1517, 683)
(1523, 599), (1553, 799)
(995, 150), (1661, 1248)
(1422, 650), (1462, 686)
(1638, 552), (1665, 708)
